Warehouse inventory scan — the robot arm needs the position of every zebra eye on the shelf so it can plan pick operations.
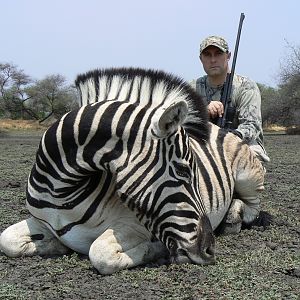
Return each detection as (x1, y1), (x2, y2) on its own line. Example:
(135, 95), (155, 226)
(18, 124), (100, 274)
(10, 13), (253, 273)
(173, 161), (191, 180)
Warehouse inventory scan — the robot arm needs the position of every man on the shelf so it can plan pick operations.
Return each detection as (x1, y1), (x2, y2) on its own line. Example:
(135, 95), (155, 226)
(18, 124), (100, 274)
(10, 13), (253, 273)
(190, 36), (269, 162)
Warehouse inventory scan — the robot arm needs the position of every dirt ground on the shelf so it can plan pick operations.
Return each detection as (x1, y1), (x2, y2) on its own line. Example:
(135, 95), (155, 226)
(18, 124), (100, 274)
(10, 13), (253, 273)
(0, 131), (299, 300)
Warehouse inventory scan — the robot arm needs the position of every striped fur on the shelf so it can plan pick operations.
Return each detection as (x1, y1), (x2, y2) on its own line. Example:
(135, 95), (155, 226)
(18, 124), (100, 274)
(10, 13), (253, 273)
(0, 68), (265, 274)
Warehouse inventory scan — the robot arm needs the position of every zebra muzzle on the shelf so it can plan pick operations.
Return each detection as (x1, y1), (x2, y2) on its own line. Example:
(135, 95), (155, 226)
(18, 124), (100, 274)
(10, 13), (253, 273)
(186, 215), (216, 265)
(169, 215), (216, 266)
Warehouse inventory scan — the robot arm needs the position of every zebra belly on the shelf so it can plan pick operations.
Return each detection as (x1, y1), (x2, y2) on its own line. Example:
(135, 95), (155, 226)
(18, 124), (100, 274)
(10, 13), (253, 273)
(57, 225), (105, 254)
(27, 196), (148, 255)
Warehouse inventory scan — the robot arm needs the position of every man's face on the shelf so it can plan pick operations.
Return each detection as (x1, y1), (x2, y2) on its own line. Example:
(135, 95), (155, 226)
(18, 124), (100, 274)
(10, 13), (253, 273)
(200, 46), (230, 77)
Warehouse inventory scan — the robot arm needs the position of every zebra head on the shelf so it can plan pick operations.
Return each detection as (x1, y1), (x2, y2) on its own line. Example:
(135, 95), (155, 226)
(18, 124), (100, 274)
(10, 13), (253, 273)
(139, 99), (216, 266)
(76, 68), (215, 265)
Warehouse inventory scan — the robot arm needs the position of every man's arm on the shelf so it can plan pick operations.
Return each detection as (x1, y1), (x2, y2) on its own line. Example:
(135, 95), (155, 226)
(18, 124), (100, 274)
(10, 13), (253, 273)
(235, 79), (262, 142)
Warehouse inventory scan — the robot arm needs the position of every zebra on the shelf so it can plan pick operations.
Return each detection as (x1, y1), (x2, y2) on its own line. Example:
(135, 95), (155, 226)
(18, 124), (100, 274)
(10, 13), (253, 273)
(0, 67), (265, 275)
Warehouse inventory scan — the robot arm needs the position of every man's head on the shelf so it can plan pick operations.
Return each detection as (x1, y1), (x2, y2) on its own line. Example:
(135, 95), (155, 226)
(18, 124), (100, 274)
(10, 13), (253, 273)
(199, 36), (229, 54)
(199, 36), (231, 78)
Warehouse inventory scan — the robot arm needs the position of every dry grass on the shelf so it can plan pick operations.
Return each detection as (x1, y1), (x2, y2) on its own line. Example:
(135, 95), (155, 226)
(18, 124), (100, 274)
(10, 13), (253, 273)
(0, 119), (46, 131)
(0, 119), (288, 132)
(264, 124), (286, 133)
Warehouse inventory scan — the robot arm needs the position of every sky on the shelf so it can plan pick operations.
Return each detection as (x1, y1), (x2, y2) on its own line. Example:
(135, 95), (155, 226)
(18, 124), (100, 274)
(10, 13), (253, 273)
(1, 0), (299, 88)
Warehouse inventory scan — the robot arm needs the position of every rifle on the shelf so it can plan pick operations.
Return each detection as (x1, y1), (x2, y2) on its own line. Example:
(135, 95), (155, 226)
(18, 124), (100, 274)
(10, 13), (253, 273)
(216, 13), (245, 129)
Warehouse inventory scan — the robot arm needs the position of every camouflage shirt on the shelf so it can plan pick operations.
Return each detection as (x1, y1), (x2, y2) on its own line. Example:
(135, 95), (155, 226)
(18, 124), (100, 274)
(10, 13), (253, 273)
(190, 74), (266, 152)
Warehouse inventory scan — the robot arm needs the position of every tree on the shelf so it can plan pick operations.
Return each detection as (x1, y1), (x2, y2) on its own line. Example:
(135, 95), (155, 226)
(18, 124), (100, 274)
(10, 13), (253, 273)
(277, 42), (300, 126)
(279, 41), (300, 82)
(0, 62), (80, 122)
(0, 62), (32, 119)
(258, 42), (300, 128)
(258, 83), (279, 126)
(25, 75), (79, 123)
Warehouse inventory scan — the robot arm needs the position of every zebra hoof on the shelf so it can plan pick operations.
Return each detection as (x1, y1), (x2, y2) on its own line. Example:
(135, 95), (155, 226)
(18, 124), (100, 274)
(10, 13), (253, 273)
(242, 211), (273, 230)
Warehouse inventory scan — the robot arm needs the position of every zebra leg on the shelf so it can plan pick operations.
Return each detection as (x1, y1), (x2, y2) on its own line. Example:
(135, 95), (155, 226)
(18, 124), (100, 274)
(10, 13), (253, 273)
(0, 217), (70, 257)
(219, 156), (265, 235)
(221, 158), (265, 234)
(234, 165), (264, 224)
(219, 198), (244, 234)
(219, 196), (261, 235)
(89, 223), (169, 275)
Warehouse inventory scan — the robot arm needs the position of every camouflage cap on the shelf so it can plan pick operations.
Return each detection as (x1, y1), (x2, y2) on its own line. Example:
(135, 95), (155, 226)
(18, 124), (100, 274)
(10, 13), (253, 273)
(199, 36), (229, 54)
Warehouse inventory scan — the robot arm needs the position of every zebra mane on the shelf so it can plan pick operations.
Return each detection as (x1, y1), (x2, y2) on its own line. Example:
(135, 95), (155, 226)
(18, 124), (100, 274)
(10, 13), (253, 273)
(75, 67), (209, 142)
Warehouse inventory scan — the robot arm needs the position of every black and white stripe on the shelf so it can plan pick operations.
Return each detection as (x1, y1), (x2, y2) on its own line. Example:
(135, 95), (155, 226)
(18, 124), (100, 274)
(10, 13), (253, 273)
(26, 67), (264, 261)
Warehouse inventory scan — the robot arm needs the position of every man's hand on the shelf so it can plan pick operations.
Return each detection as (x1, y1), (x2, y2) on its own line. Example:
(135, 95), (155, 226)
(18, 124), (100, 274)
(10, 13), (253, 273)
(208, 101), (224, 119)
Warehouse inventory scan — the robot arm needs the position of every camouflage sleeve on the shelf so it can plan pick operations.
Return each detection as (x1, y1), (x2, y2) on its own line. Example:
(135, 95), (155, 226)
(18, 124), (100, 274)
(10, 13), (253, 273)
(235, 79), (263, 143)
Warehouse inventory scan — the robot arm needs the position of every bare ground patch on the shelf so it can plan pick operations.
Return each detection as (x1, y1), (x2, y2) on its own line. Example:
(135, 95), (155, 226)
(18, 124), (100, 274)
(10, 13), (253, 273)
(0, 133), (299, 300)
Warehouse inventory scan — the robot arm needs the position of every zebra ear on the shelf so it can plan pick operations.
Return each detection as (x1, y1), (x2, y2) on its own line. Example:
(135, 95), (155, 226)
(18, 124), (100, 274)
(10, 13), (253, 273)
(157, 101), (188, 137)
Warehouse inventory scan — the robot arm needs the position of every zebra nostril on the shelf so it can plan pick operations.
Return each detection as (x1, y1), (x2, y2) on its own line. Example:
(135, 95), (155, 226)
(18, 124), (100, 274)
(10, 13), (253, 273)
(30, 234), (44, 241)
(205, 245), (215, 257)
(203, 245), (215, 263)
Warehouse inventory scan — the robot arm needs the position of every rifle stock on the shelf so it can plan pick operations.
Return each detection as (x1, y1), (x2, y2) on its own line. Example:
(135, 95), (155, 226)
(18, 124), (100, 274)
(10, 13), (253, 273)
(216, 13), (245, 129)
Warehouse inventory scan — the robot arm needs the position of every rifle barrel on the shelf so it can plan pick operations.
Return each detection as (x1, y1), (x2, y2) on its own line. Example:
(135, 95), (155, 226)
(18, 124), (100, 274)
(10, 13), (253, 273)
(230, 13), (245, 80)
(216, 13), (245, 128)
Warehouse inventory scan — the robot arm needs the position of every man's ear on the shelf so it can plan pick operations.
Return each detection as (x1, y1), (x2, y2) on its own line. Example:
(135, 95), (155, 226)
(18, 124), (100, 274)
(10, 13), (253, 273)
(227, 52), (231, 60)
